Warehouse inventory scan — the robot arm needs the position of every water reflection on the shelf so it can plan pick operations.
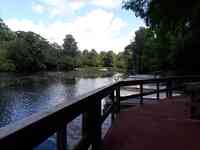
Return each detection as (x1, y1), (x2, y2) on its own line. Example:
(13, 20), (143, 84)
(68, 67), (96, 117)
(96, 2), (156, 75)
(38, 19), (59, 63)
(0, 71), (116, 149)
(0, 72), (115, 127)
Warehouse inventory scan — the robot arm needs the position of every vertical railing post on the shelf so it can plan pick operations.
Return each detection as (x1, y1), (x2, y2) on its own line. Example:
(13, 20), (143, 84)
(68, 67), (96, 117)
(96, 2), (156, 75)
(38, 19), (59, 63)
(156, 81), (160, 101)
(110, 90), (115, 123)
(82, 99), (102, 150)
(92, 99), (101, 150)
(169, 80), (173, 97)
(140, 82), (143, 105)
(116, 86), (120, 113)
(166, 79), (173, 98)
(166, 80), (169, 98)
(57, 126), (67, 150)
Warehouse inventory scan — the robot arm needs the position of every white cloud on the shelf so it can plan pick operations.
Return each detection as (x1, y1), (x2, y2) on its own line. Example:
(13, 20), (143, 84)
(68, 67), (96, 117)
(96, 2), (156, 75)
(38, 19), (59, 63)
(5, 9), (138, 53)
(32, 3), (45, 13)
(32, 0), (87, 17)
(32, 0), (122, 17)
(69, 1), (86, 11)
(92, 0), (122, 9)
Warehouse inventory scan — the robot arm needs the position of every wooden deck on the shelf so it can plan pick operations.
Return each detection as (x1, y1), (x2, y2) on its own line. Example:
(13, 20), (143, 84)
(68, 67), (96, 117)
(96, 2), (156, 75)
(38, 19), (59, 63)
(103, 96), (200, 150)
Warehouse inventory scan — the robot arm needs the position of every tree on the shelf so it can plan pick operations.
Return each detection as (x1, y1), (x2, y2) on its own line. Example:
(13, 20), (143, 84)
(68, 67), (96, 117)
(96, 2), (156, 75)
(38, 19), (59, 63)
(124, 43), (134, 73)
(134, 27), (146, 73)
(62, 34), (79, 69)
(0, 18), (16, 72)
(122, 0), (193, 33)
(42, 42), (62, 70)
(0, 46), (15, 72)
(7, 31), (46, 72)
(89, 49), (100, 67)
(101, 51), (115, 67)
(79, 49), (100, 67)
(123, 0), (200, 74)
(63, 34), (78, 57)
(125, 27), (162, 74)
(0, 18), (82, 72)
(115, 52), (126, 71)
(0, 18), (16, 42)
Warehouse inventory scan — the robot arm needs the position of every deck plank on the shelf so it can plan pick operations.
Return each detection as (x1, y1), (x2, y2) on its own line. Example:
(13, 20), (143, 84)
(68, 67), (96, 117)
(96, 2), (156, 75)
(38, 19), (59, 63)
(103, 96), (200, 150)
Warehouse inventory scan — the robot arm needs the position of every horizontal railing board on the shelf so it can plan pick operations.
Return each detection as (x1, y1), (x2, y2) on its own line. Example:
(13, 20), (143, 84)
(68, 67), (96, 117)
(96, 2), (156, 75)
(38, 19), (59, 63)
(120, 90), (157, 101)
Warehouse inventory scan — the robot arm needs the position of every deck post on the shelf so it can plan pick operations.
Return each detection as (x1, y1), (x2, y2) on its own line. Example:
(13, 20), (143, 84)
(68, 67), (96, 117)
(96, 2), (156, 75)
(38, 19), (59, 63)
(156, 81), (160, 100)
(140, 82), (143, 105)
(92, 99), (102, 150)
(166, 81), (169, 98)
(169, 80), (173, 97)
(57, 126), (67, 150)
(110, 91), (116, 123)
(82, 99), (102, 150)
(116, 86), (120, 113)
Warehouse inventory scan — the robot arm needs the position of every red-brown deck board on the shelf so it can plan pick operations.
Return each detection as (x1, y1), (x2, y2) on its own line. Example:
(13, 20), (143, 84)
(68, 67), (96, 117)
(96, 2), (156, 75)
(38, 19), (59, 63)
(103, 96), (200, 150)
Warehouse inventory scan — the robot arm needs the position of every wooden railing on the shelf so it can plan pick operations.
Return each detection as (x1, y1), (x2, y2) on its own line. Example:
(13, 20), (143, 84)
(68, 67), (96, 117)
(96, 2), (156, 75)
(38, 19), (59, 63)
(0, 76), (200, 150)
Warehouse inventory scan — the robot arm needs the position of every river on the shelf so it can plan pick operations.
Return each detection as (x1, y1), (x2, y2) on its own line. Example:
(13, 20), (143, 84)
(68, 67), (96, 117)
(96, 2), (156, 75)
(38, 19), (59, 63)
(0, 70), (119, 149)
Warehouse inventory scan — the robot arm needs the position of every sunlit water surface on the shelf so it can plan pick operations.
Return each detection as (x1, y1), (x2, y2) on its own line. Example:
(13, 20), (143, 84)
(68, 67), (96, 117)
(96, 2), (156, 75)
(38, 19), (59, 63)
(0, 71), (117, 149)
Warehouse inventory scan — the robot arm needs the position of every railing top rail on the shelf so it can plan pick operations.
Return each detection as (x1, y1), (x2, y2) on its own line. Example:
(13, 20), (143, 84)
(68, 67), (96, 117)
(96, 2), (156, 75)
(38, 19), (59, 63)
(0, 81), (118, 149)
(120, 75), (200, 86)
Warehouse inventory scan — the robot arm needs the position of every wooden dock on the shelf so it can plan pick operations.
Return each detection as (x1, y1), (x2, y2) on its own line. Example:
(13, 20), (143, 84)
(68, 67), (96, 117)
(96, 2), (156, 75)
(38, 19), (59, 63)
(103, 96), (200, 150)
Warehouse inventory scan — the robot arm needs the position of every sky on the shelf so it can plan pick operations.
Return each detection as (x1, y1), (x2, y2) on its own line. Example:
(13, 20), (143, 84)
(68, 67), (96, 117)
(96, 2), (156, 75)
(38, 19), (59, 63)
(0, 0), (145, 53)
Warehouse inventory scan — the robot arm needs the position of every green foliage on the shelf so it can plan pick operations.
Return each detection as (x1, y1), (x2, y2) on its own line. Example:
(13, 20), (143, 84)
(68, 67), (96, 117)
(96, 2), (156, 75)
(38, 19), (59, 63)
(125, 27), (159, 74)
(0, 18), (16, 72)
(62, 34), (79, 70)
(42, 43), (61, 70)
(123, 0), (200, 74)
(0, 47), (15, 72)
(79, 49), (124, 70)
(0, 18), (128, 73)
(115, 52), (126, 70)
(80, 49), (100, 67)
(7, 31), (46, 72)
(123, 47), (134, 72)
(59, 55), (75, 70)
(0, 18), (16, 41)
(100, 51), (115, 67)
(63, 34), (78, 57)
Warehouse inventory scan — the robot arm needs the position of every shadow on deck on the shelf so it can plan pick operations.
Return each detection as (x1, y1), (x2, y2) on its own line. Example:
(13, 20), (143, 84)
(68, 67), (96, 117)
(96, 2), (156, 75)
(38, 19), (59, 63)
(103, 96), (200, 150)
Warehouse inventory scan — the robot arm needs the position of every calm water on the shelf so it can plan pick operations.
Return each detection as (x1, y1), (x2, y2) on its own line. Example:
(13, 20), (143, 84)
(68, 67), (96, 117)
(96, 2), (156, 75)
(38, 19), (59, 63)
(0, 71), (117, 149)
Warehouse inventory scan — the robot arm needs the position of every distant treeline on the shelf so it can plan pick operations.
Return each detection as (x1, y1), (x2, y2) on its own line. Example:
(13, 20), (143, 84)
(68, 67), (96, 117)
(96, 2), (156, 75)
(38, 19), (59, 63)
(0, 18), (133, 73)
